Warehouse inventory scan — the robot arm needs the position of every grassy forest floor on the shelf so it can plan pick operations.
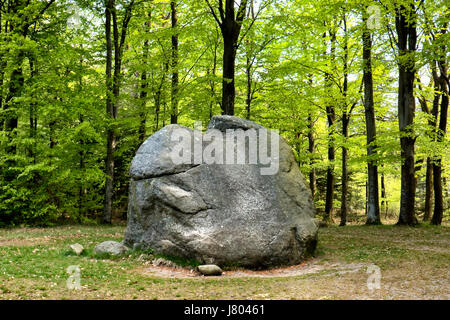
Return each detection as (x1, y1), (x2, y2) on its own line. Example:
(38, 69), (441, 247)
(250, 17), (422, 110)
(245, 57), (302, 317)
(0, 222), (449, 300)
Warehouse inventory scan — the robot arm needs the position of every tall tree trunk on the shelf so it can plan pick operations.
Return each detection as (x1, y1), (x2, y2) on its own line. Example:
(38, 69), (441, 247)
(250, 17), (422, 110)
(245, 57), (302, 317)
(138, 63), (148, 143)
(431, 62), (448, 225)
(103, 0), (114, 224)
(430, 19), (448, 226)
(381, 170), (387, 217)
(396, 3), (418, 225)
(324, 30), (336, 223)
(78, 52), (85, 218)
(2, 2), (23, 155)
(138, 12), (151, 144)
(103, 0), (134, 224)
(170, 0), (178, 124)
(340, 13), (349, 226)
(245, 0), (255, 120)
(28, 57), (37, 160)
(418, 68), (439, 221)
(307, 112), (316, 199)
(154, 61), (169, 131)
(423, 157), (433, 221)
(4, 60), (24, 155)
(340, 116), (348, 226)
(245, 53), (252, 119)
(363, 12), (381, 225)
(206, 0), (248, 116)
(222, 35), (237, 115)
(208, 38), (218, 119)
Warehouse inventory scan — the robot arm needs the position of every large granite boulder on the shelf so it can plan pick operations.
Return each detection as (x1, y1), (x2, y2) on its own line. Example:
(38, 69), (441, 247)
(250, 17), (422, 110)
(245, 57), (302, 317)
(124, 116), (318, 268)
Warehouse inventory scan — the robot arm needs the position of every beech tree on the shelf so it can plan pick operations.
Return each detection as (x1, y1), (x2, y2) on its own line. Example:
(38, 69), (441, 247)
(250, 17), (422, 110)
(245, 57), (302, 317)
(103, 0), (135, 224)
(362, 6), (381, 225)
(395, 0), (418, 225)
(205, 0), (248, 115)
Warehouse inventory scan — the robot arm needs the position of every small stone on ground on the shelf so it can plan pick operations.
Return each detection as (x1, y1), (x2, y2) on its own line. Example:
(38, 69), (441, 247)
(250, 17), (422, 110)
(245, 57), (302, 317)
(70, 243), (84, 255)
(197, 264), (223, 276)
(94, 241), (129, 255)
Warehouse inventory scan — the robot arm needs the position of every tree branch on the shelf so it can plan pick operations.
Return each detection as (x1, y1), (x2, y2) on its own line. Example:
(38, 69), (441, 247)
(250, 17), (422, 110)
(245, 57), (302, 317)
(205, 0), (222, 27)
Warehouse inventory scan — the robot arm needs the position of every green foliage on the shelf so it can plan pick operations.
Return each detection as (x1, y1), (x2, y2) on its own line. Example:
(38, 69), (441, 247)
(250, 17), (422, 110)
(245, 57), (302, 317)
(0, 0), (449, 226)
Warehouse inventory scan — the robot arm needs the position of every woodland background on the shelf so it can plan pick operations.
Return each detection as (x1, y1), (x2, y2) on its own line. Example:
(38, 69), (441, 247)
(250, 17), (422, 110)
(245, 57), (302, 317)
(0, 0), (448, 227)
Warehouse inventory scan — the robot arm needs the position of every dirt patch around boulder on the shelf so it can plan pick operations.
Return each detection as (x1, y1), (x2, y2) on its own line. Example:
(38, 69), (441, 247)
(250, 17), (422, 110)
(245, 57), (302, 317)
(137, 258), (370, 279)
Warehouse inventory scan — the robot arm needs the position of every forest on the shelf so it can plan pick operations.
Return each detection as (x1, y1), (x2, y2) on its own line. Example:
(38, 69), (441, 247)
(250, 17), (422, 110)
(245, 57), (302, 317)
(0, 0), (448, 227)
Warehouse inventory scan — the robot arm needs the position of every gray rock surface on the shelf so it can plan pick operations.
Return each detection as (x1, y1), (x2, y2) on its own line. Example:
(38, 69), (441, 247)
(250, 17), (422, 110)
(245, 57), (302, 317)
(94, 241), (129, 256)
(152, 257), (181, 269)
(70, 243), (84, 256)
(124, 116), (318, 268)
(129, 125), (198, 180)
(207, 115), (263, 131)
(197, 264), (223, 276)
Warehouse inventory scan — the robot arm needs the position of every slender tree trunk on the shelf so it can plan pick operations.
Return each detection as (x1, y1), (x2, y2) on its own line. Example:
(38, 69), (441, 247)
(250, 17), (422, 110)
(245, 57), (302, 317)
(0, 52), (4, 130)
(244, 0), (255, 120)
(365, 181), (368, 217)
(418, 68), (439, 221)
(170, 0), (178, 124)
(28, 57), (37, 160)
(2, 2), (24, 155)
(206, 0), (248, 115)
(138, 12), (151, 144)
(340, 14), (349, 226)
(324, 30), (336, 223)
(324, 113), (335, 223)
(423, 158), (433, 221)
(209, 41), (218, 119)
(78, 52), (85, 218)
(432, 160), (444, 225)
(307, 112), (316, 199)
(103, 0), (114, 224)
(154, 61), (169, 131)
(340, 117), (348, 226)
(245, 53), (252, 119)
(381, 170), (387, 217)
(222, 35), (237, 115)
(4, 61), (24, 154)
(363, 13), (381, 225)
(396, 3), (418, 225)
(430, 20), (448, 226)
(431, 65), (448, 225)
(103, 0), (134, 223)
(138, 64), (148, 143)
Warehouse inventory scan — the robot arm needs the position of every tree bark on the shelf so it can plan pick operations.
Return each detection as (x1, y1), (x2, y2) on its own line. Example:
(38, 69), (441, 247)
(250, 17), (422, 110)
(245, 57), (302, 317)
(431, 62), (448, 225)
(103, 0), (114, 224)
(418, 67), (439, 221)
(222, 34), (237, 115)
(340, 14), (349, 227)
(324, 29), (336, 223)
(245, 0), (255, 120)
(103, 0), (135, 224)
(307, 112), (316, 199)
(170, 0), (178, 124)
(381, 170), (387, 217)
(423, 157), (433, 221)
(363, 13), (381, 225)
(208, 31), (219, 119)
(206, 0), (248, 116)
(395, 3), (418, 225)
(340, 116), (348, 226)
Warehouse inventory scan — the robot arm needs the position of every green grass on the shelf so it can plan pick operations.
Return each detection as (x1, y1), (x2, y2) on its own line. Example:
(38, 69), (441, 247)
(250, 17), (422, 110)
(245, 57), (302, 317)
(0, 223), (448, 299)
